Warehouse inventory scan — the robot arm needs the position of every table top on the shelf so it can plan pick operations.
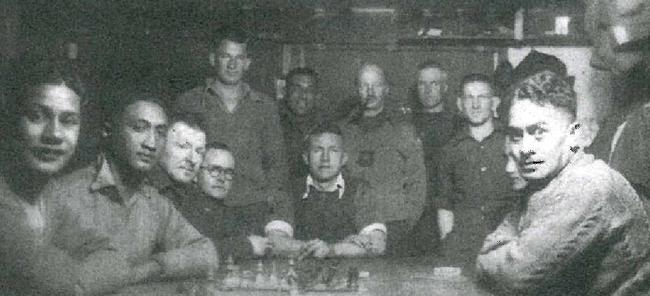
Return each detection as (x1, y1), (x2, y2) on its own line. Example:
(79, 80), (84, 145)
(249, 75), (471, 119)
(112, 256), (491, 296)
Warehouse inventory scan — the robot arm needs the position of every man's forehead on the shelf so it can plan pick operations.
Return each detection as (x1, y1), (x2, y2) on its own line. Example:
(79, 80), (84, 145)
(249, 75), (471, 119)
(204, 148), (234, 163)
(289, 74), (315, 87)
(219, 39), (247, 55)
(124, 101), (167, 125)
(419, 68), (445, 80)
(311, 132), (343, 145)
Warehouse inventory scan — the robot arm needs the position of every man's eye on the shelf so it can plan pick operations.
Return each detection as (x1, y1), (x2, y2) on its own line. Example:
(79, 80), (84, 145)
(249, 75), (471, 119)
(533, 129), (546, 139)
(24, 108), (44, 122)
(176, 142), (191, 149)
(60, 114), (80, 126)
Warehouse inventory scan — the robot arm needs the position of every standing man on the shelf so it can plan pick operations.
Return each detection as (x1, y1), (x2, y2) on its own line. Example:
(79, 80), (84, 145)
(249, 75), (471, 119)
(43, 93), (217, 285)
(436, 74), (515, 268)
(280, 67), (326, 180)
(408, 61), (461, 255)
(477, 70), (650, 295)
(584, 0), (650, 201)
(175, 27), (288, 210)
(339, 63), (426, 254)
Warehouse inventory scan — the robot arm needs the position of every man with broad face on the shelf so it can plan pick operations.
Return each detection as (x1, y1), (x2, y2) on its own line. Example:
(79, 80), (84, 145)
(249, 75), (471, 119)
(280, 67), (327, 180)
(267, 123), (387, 258)
(175, 27), (288, 211)
(436, 74), (516, 268)
(476, 71), (650, 295)
(338, 64), (426, 255)
(42, 93), (217, 289)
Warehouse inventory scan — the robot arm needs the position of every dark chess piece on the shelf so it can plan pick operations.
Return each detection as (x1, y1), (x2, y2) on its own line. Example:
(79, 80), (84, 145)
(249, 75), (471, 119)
(347, 267), (359, 289)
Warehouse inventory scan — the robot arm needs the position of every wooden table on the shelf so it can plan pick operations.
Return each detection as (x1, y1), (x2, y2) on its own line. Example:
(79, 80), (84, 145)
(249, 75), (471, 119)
(113, 256), (491, 296)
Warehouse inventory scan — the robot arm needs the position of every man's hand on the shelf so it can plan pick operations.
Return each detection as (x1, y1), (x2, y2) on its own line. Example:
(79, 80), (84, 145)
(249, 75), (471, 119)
(299, 239), (330, 259)
(437, 209), (454, 240)
(73, 230), (113, 260)
(268, 235), (305, 257)
(248, 235), (270, 256)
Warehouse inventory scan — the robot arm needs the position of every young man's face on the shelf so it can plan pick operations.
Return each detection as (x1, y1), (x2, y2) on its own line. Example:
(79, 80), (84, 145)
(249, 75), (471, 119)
(113, 100), (167, 173)
(303, 132), (347, 183)
(458, 81), (499, 126)
(198, 148), (235, 199)
(504, 139), (528, 191)
(159, 121), (206, 184)
(287, 74), (317, 116)
(417, 67), (447, 110)
(214, 40), (251, 85)
(19, 84), (81, 175)
(358, 68), (387, 115)
(508, 100), (576, 181)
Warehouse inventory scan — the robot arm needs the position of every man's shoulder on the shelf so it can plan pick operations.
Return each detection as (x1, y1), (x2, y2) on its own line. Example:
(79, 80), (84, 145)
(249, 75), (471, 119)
(175, 85), (209, 112)
(48, 164), (96, 192)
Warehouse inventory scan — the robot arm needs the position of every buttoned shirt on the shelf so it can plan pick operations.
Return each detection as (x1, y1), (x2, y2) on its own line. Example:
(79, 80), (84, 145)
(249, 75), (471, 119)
(477, 153), (650, 295)
(43, 155), (217, 279)
(175, 81), (289, 207)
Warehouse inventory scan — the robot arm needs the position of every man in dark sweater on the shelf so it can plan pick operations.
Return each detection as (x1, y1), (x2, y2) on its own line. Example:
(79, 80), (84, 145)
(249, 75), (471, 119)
(267, 123), (386, 258)
(167, 141), (270, 261)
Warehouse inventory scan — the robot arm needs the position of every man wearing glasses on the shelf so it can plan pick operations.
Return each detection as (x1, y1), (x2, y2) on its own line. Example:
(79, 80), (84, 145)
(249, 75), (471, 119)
(173, 141), (270, 261)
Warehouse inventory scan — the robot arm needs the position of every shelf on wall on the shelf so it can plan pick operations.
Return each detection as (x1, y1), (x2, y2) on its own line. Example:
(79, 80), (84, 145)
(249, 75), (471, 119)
(398, 36), (591, 47)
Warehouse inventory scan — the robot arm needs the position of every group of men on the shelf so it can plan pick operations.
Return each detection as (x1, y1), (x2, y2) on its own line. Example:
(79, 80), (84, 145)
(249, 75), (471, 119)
(2, 0), (650, 293)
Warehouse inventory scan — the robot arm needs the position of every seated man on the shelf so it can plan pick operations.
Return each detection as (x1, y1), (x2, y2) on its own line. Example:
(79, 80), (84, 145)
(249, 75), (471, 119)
(175, 141), (269, 261)
(43, 92), (217, 285)
(267, 122), (387, 258)
(476, 71), (650, 295)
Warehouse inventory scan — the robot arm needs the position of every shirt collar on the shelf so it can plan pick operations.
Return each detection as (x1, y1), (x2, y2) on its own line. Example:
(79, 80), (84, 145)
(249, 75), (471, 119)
(452, 120), (504, 143)
(302, 174), (345, 200)
(148, 164), (174, 191)
(204, 80), (260, 102)
(89, 154), (156, 203)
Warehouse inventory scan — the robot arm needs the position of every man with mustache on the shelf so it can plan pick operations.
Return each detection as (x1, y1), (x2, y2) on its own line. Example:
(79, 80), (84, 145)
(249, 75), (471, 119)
(436, 74), (516, 269)
(177, 142), (270, 261)
(338, 63), (426, 256)
(175, 27), (288, 219)
(42, 92), (217, 288)
(476, 71), (650, 295)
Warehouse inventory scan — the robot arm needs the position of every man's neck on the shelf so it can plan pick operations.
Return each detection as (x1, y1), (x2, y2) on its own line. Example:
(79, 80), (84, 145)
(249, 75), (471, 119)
(7, 164), (49, 205)
(211, 79), (245, 112)
(422, 104), (444, 114)
(311, 176), (340, 192)
(106, 156), (145, 203)
(468, 119), (495, 142)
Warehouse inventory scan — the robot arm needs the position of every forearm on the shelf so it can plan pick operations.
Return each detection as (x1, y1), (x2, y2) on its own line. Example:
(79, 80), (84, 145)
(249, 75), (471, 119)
(153, 238), (218, 279)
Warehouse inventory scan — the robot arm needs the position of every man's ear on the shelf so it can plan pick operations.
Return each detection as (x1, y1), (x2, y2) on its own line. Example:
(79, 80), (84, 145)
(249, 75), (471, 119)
(209, 52), (216, 66)
(442, 82), (448, 94)
(456, 97), (463, 113)
(491, 96), (501, 118)
(341, 152), (348, 166)
(243, 57), (251, 72)
(567, 121), (583, 152)
(302, 153), (309, 166)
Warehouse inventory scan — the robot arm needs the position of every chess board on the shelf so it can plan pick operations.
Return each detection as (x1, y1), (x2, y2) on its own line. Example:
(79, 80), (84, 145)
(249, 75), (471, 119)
(180, 258), (368, 295)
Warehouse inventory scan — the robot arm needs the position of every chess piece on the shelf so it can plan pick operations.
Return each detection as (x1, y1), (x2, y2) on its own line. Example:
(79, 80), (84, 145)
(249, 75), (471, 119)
(223, 258), (241, 289)
(347, 267), (359, 289)
(255, 261), (267, 288)
(269, 261), (280, 288)
(286, 258), (299, 295)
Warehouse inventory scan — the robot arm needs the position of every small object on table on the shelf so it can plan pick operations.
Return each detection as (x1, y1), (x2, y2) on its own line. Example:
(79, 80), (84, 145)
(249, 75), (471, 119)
(347, 266), (360, 289)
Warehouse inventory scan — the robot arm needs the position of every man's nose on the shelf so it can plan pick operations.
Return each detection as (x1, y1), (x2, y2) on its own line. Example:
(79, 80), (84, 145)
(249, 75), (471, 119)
(227, 58), (237, 69)
(188, 149), (200, 166)
(321, 151), (330, 163)
(471, 97), (481, 108)
(142, 130), (157, 151)
(42, 119), (64, 144)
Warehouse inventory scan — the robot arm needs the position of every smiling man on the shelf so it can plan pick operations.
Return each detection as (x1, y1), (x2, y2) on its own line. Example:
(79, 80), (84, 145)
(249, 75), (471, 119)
(476, 71), (650, 295)
(42, 93), (217, 289)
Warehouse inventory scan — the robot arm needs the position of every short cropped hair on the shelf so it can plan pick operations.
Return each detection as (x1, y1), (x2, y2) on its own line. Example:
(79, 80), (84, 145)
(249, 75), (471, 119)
(211, 26), (251, 52)
(511, 70), (577, 118)
(460, 73), (494, 92)
(417, 60), (447, 78)
(205, 141), (232, 154)
(168, 112), (207, 134)
(286, 67), (319, 84)
(104, 89), (167, 128)
(303, 121), (344, 153)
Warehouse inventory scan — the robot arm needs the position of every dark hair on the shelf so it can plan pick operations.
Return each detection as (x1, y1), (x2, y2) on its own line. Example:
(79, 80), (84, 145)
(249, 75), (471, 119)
(303, 121), (343, 152)
(417, 60), (446, 74)
(168, 112), (207, 134)
(103, 88), (167, 129)
(286, 67), (318, 84)
(511, 70), (577, 119)
(460, 73), (494, 92)
(210, 26), (251, 52)
(206, 141), (232, 153)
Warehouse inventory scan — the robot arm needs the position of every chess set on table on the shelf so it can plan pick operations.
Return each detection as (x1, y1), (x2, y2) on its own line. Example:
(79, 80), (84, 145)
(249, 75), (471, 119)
(180, 256), (369, 295)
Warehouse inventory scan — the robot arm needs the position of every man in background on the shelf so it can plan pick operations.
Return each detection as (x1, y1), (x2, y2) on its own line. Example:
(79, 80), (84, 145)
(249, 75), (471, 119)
(280, 67), (326, 180)
(408, 61), (461, 256)
(175, 27), (288, 213)
(436, 74), (515, 268)
(339, 63), (426, 255)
